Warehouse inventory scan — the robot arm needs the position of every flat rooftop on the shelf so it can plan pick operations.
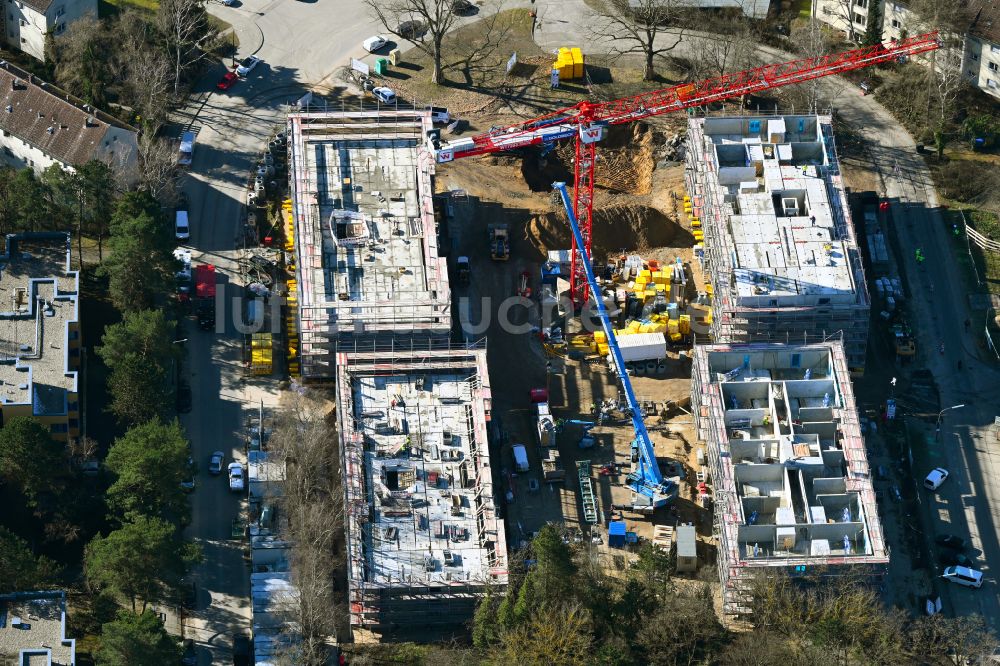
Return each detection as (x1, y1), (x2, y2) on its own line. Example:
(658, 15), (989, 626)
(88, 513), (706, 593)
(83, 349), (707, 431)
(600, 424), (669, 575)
(690, 115), (864, 307)
(336, 345), (507, 627)
(287, 111), (450, 365)
(0, 234), (78, 414)
(693, 342), (887, 566)
(0, 591), (75, 666)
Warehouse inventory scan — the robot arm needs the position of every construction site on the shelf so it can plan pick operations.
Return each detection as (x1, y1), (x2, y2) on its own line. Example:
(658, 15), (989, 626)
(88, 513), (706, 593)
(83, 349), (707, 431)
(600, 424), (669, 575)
(277, 34), (945, 641)
(691, 342), (889, 615)
(334, 342), (507, 635)
(286, 109), (451, 380)
(685, 114), (870, 373)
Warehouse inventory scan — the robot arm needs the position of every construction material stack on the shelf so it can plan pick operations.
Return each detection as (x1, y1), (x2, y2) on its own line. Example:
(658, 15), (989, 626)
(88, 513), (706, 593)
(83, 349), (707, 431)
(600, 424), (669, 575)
(553, 47), (584, 81)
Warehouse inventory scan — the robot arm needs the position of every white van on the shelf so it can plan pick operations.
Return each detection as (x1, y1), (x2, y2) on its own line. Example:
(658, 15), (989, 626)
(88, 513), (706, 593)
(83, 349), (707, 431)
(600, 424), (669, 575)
(175, 210), (190, 241)
(512, 444), (529, 472)
(942, 566), (983, 589)
(424, 106), (450, 124)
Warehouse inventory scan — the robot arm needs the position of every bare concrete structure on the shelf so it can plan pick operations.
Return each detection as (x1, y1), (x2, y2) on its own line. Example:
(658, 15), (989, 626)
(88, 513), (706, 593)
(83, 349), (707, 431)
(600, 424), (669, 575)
(0, 590), (76, 665)
(287, 110), (451, 380)
(685, 115), (870, 373)
(692, 341), (888, 616)
(335, 342), (507, 635)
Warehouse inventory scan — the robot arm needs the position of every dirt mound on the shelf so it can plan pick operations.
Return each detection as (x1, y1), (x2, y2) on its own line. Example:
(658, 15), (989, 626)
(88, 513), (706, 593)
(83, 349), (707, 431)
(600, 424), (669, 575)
(527, 204), (692, 257)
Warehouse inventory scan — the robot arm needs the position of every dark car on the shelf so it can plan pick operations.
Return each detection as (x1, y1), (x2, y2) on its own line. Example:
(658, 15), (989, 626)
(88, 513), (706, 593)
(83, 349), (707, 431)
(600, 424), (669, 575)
(938, 550), (974, 568)
(233, 633), (251, 666)
(176, 381), (192, 414)
(451, 0), (473, 12)
(935, 534), (968, 550)
(182, 638), (197, 666)
(397, 20), (423, 39)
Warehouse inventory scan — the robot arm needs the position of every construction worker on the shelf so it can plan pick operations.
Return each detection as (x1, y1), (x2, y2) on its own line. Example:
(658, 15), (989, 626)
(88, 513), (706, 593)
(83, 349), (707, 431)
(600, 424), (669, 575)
(953, 224), (961, 236)
(915, 248), (925, 263)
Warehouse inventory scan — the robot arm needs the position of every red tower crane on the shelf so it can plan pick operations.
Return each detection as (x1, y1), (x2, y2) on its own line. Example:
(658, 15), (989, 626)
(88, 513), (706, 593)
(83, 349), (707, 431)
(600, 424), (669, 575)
(430, 33), (940, 305)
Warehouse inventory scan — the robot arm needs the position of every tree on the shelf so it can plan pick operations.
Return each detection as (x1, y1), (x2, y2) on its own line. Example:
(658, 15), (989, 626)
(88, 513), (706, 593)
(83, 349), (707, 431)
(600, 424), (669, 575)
(97, 609), (182, 666)
(493, 604), (593, 664)
(863, 0), (883, 46)
(0, 169), (51, 235)
(0, 526), (59, 593)
(52, 17), (114, 107)
(100, 191), (175, 312)
(85, 516), (200, 612)
(113, 9), (174, 133)
(634, 586), (726, 666)
(156, 0), (210, 96)
(590, 0), (688, 81)
(530, 524), (576, 605)
(97, 310), (179, 426)
(825, 0), (860, 43)
(105, 419), (190, 523)
(135, 135), (181, 205)
(364, 0), (460, 84)
(907, 614), (998, 665)
(0, 417), (66, 502)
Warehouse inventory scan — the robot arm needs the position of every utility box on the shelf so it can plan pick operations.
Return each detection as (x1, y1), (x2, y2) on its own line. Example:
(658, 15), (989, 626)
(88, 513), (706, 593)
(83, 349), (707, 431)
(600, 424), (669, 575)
(388, 48), (400, 65)
(675, 524), (697, 573)
(374, 58), (388, 75)
(608, 521), (627, 548)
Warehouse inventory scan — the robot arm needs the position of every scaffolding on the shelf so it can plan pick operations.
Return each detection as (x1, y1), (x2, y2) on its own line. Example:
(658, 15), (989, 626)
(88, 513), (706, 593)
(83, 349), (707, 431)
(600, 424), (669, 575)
(685, 114), (870, 374)
(691, 341), (888, 617)
(287, 110), (452, 381)
(335, 343), (507, 635)
(577, 461), (598, 524)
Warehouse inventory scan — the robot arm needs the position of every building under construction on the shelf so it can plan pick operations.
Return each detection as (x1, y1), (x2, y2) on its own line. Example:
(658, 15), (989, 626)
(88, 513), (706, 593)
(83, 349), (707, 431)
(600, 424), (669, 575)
(286, 109), (451, 380)
(335, 341), (508, 636)
(691, 341), (888, 615)
(685, 115), (870, 373)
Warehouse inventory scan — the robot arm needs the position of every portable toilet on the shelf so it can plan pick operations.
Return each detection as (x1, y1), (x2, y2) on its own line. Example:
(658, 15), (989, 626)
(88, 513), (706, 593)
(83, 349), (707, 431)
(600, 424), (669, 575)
(388, 48), (400, 65)
(675, 524), (697, 572)
(374, 58), (388, 75)
(571, 47), (584, 79)
(608, 521), (627, 548)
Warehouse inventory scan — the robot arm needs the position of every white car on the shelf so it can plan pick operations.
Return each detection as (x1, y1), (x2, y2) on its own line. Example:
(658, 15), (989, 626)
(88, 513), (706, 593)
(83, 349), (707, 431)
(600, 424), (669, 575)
(236, 55), (261, 78)
(175, 210), (190, 242)
(372, 87), (396, 104)
(363, 35), (388, 52)
(942, 565), (983, 589)
(924, 467), (949, 491)
(228, 462), (245, 492)
(174, 248), (192, 283)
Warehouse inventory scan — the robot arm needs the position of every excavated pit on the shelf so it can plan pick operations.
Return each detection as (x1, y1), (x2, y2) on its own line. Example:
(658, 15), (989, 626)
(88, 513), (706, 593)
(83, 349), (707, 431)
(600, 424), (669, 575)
(526, 204), (693, 258)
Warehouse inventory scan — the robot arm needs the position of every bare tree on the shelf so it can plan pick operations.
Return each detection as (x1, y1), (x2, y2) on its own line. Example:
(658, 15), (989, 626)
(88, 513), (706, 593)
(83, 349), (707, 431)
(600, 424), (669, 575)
(784, 18), (831, 113)
(931, 45), (968, 156)
(590, 0), (688, 81)
(823, 0), (860, 43)
(156, 0), (209, 96)
(364, 0), (460, 84)
(268, 393), (345, 666)
(133, 134), (179, 205)
(112, 9), (174, 132)
(689, 9), (758, 80)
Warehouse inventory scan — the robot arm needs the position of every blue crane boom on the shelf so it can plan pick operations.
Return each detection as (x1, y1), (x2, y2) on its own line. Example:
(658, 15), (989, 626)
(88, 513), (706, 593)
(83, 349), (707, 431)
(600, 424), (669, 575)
(552, 182), (677, 507)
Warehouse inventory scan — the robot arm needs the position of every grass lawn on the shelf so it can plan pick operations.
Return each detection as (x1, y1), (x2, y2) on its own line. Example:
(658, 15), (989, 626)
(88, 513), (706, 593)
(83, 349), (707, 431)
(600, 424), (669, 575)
(100, 0), (157, 16)
(792, 0), (812, 19)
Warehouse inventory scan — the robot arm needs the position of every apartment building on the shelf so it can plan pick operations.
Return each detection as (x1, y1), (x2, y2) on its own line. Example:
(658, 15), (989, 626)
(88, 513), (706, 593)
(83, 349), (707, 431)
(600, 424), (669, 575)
(0, 232), (81, 442)
(0, 61), (138, 176)
(1, 0), (96, 62)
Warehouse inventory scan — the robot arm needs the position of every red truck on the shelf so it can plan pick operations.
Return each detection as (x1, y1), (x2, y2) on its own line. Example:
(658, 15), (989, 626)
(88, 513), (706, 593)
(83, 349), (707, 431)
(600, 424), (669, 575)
(194, 264), (216, 331)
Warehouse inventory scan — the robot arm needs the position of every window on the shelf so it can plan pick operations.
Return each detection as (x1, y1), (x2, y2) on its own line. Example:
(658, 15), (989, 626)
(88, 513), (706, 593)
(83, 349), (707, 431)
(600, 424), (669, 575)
(822, 6), (832, 15)
(818, 298), (831, 305)
(854, 0), (867, 7)
(68, 418), (78, 428)
(990, 79), (998, 88)
(49, 423), (67, 433)
(791, 354), (801, 368)
(992, 45), (1000, 54)
(991, 62), (999, 72)
(891, 19), (900, 28)
(68, 401), (78, 411)
(18, 18), (24, 25)
(854, 13), (866, 26)
(972, 53), (980, 61)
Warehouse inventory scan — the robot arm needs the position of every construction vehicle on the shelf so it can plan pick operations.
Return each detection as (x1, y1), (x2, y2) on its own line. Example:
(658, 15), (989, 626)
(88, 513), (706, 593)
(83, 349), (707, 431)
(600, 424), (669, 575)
(455, 256), (471, 285)
(427, 33), (940, 306)
(517, 271), (532, 298)
(489, 224), (509, 261)
(194, 264), (216, 331)
(557, 418), (597, 448)
(893, 322), (916, 359)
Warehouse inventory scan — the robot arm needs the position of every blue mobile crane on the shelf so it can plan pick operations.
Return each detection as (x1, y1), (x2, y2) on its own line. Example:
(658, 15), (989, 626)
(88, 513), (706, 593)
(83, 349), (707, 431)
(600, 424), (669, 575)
(553, 182), (677, 509)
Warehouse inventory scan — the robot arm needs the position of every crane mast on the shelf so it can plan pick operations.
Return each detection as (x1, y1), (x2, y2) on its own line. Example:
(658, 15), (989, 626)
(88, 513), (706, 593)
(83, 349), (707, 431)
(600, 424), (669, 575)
(430, 32), (940, 304)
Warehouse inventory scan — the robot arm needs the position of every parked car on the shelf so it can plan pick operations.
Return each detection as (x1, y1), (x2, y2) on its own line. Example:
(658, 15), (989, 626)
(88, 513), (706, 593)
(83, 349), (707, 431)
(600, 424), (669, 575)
(175, 210), (190, 242)
(174, 248), (192, 284)
(177, 131), (194, 167)
(924, 467), (949, 491)
(451, 0), (473, 11)
(363, 35), (388, 52)
(209, 451), (225, 475)
(182, 639), (197, 666)
(942, 565), (983, 589)
(217, 71), (239, 90)
(236, 55), (261, 77)
(176, 381), (192, 414)
(233, 632), (251, 666)
(397, 20), (422, 39)
(935, 534), (968, 550)
(228, 462), (245, 492)
(373, 87), (396, 104)
(938, 550), (974, 568)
